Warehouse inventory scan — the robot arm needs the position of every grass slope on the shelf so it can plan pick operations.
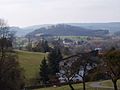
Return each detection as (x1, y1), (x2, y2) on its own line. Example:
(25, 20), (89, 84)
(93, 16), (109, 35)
(17, 50), (46, 80)
(34, 84), (83, 90)
(34, 84), (113, 90)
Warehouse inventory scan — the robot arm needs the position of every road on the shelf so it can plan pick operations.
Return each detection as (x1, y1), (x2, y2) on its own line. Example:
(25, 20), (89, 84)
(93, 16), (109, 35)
(89, 82), (114, 89)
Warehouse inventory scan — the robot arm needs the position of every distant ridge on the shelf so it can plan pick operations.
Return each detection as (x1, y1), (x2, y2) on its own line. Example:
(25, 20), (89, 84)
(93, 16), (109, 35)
(26, 24), (109, 37)
(10, 22), (120, 36)
(67, 22), (120, 33)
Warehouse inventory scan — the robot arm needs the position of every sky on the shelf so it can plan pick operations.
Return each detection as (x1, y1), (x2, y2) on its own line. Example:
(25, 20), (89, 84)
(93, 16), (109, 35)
(0, 0), (120, 27)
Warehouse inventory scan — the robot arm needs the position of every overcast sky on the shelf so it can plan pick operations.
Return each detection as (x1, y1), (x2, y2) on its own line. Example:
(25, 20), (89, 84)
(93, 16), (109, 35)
(0, 0), (120, 27)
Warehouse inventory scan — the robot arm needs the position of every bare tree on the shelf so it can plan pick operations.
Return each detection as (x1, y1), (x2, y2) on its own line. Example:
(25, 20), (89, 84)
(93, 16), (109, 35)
(0, 19), (25, 90)
(59, 58), (78, 90)
(72, 50), (99, 90)
(61, 50), (99, 90)
(101, 49), (120, 90)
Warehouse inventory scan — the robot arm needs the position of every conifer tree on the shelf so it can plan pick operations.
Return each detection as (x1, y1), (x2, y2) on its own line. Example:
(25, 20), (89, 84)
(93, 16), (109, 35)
(39, 57), (49, 85)
(48, 47), (63, 75)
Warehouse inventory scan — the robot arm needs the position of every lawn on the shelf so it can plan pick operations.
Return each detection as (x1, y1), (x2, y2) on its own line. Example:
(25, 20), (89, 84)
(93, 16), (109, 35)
(34, 83), (114, 90)
(16, 50), (46, 80)
(34, 84), (83, 90)
(33, 80), (120, 90)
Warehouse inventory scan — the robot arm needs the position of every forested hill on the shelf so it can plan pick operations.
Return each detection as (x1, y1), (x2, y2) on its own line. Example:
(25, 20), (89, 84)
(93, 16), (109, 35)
(26, 24), (109, 37)
(68, 22), (120, 33)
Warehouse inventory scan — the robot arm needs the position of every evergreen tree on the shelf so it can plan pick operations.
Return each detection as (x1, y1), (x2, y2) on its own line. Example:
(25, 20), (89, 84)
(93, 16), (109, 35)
(48, 47), (63, 75)
(39, 57), (49, 85)
(43, 40), (50, 52)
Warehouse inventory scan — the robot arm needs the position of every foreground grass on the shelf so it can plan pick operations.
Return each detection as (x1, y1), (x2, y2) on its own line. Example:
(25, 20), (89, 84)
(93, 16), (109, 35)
(34, 84), (114, 90)
(34, 80), (120, 90)
(17, 50), (46, 80)
(34, 84), (83, 90)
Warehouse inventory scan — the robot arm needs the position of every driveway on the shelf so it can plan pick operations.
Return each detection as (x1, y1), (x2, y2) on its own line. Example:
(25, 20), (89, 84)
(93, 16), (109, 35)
(89, 82), (113, 89)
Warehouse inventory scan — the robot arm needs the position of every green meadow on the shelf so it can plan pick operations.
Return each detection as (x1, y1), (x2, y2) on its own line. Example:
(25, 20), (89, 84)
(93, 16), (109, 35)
(17, 50), (46, 80)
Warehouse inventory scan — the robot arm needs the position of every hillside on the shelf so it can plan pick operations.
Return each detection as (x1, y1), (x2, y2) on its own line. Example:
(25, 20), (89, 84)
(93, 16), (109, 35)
(68, 22), (120, 33)
(26, 24), (109, 37)
(10, 24), (52, 37)
(17, 50), (46, 80)
(10, 22), (120, 36)
(10, 27), (35, 36)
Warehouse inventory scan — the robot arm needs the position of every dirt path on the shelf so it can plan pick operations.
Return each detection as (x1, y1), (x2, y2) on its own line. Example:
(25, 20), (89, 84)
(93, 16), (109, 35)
(89, 82), (113, 89)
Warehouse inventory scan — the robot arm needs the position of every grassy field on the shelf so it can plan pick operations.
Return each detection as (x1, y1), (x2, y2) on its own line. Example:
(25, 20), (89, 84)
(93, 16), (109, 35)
(33, 83), (114, 90)
(34, 84), (83, 90)
(16, 50), (46, 80)
(34, 87), (114, 90)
